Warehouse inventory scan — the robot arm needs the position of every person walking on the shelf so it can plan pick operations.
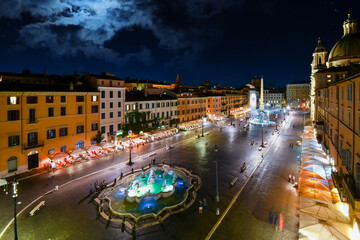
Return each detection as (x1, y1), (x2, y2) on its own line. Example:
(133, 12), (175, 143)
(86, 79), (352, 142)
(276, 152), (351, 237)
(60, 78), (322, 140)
(288, 174), (292, 182)
(292, 175), (295, 184)
(203, 198), (207, 211)
(199, 201), (203, 213)
(94, 180), (98, 190)
(89, 184), (93, 194)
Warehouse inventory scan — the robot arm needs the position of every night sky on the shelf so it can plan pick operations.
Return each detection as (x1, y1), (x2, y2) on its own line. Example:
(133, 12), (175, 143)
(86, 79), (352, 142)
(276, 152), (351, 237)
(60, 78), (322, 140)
(0, 0), (359, 88)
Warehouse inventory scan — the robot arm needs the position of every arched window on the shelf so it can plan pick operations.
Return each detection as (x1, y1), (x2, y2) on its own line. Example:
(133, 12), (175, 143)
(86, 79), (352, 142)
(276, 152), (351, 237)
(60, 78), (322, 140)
(8, 156), (17, 173)
(76, 140), (84, 148)
(319, 57), (322, 65)
(60, 145), (67, 152)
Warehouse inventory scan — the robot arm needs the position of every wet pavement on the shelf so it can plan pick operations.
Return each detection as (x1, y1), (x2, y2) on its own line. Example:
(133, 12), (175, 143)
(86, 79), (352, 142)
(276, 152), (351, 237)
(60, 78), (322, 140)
(0, 110), (307, 240)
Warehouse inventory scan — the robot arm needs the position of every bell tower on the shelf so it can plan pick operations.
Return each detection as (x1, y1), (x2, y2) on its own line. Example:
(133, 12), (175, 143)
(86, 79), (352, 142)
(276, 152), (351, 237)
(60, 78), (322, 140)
(310, 38), (327, 121)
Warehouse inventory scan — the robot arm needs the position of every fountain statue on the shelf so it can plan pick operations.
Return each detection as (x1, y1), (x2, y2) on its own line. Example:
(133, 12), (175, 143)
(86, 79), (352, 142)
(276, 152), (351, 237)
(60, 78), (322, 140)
(140, 170), (145, 178)
(163, 167), (169, 178)
(147, 167), (156, 185)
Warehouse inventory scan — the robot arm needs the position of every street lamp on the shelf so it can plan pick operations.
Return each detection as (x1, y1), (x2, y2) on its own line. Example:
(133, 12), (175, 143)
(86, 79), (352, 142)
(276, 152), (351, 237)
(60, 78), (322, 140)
(12, 176), (19, 240)
(275, 114), (278, 131)
(128, 130), (133, 166)
(261, 123), (264, 147)
(201, 117), (204, 137)
(214, 145), (219, 202)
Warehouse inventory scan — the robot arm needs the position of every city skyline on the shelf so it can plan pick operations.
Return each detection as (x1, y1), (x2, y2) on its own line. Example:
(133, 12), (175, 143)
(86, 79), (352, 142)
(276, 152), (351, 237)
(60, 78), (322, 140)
(0, 0), (359, 87)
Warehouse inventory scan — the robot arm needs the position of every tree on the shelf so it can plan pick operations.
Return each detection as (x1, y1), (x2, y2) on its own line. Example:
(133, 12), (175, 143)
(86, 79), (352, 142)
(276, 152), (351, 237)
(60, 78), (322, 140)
(92, 131), (104, 144)
(123, 103), (153, 134)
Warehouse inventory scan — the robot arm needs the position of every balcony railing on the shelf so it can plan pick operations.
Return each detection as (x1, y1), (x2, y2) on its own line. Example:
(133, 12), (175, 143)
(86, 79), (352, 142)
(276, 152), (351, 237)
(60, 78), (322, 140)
(28, 118), (37, 124)
(23, 141), (44, 150)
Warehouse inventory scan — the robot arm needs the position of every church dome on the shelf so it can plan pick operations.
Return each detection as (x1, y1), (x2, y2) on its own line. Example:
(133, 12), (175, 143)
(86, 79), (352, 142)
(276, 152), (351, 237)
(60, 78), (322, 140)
(328, 14), (360, 66)
(328, 34), (360, 62)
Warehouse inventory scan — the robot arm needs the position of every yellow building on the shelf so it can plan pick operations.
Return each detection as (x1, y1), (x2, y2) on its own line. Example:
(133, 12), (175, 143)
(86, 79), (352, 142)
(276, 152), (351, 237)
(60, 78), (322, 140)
(312, 14), (360, 208)
(0, 82), (99, 177)
(177, 92), (207, 123)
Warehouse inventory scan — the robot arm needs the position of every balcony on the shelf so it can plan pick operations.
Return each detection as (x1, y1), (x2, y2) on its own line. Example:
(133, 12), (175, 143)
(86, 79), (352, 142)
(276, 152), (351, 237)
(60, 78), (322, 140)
(23, 141), (44, 150)
(332, 171), (360, 211)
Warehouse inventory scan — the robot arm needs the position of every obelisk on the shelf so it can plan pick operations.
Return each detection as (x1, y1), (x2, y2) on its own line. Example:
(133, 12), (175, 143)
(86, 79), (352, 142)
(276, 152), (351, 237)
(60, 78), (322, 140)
(260, 76), (264, 111)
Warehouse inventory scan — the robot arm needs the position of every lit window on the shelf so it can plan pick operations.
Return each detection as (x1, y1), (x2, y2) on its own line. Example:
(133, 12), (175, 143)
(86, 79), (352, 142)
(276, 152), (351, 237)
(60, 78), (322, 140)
(9, 96), (18, 105)
(92, 96), (98, 102)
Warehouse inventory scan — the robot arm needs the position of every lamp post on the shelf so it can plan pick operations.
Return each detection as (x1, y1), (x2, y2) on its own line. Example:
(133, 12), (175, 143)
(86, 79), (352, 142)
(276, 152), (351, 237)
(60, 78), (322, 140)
(275, 113), (278, 131)
(128, 130), (132, 166)
(201, 117), (204, 137)
(12, 176), (18, 240)
(261, 123), (264, 146)
(214, 145), (219, 202)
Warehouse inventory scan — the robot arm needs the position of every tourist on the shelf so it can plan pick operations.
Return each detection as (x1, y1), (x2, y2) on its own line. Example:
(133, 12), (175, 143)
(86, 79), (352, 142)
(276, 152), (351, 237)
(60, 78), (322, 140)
(288, 174), (291, 182)
(89, 184), (93, 194)
(292, 176), (295, 184)
(94, 180), (98, 190)
(203, 198), (207, 211)
(199, 201), (203, 213)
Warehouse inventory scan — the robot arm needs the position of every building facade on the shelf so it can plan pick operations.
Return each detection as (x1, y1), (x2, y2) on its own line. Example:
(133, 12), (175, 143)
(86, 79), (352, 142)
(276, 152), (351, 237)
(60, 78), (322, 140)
(177, 92), (207, 123)
(312, 14), (360, 207)
(263, 89), (284, 108)
(85, 73), (126, 142)
(0, 82), (99, 177)
(286, 82), (310, 109)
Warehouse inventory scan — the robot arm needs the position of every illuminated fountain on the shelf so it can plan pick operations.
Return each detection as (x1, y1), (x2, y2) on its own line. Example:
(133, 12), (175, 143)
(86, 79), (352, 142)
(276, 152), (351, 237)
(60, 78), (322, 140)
(96, 164), (201, 231)
(249, 110), (274, 125)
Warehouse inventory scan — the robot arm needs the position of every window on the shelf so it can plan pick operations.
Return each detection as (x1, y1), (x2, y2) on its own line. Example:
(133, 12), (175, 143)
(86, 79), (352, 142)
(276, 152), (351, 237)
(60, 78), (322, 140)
(92, 96), (98, 102)
(118, 111), (121, 117)
(91, 105), (98, 113)
(61, 107), (66, 116)
(27, 96), (37, 104)
(60, 145), (67, 152)
(78, 106), (83, 114)
(76, 96), (84, 102)
(110, 112), (113, 118)
(146, 103), (149, 108)
(8, 156), (17, 173)
(117, 123), (122, 130)
(8, 135), (20, 147)
(77, 125), (84, 134)
(46, 96), (54, 103)
(7, 96), (19, 105)
(101, 102), (105, 109)
(110, 91), (113, 98)
(76, 140), (84, 148)
(59, 127), (68, 137)
(8, 110), (20, 121)
(118, 91), (121, 98)
(139, 104), (143, 109)
(101, 91), (105, 98)
(126, 105), (130, 111)
(101, 126), (106, 134)
(342, 86), (344, 100)
(157, 103), (160, 108)
(152, 103), (155, 108)
(101, 113), (105, 119)
(347, 84), (352, 101)
(110, 102), (113, 108)
(161, 102), (165, 107)
(47, 129), (56, 139)
(133, 104), (136, 110)
(109, 125), (114, 133)
(118, 102), (121, 108)
(48, 107), (54, 117)
(27, 132), (38, 146)
(91, 123), (98, 131)
(61, 96), (66, 103)
(29, 109), (36, 123)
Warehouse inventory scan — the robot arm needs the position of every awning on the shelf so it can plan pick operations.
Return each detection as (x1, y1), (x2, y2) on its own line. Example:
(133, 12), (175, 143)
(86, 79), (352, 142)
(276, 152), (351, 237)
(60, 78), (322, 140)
(299, 187), (332, 204)
(299, 212), (352, 240)
(68, 148), (87, 156)
(101, 142), (115, 148)
(50, 152), (69, 161)
(301, 170), (327, 181)
(86, 145), (102, 152)
(0, 179), (7, 187)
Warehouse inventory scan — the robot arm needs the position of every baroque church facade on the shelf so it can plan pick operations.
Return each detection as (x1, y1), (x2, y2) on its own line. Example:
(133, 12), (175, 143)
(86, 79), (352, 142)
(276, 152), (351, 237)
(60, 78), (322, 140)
(310, 14), (360, 203)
